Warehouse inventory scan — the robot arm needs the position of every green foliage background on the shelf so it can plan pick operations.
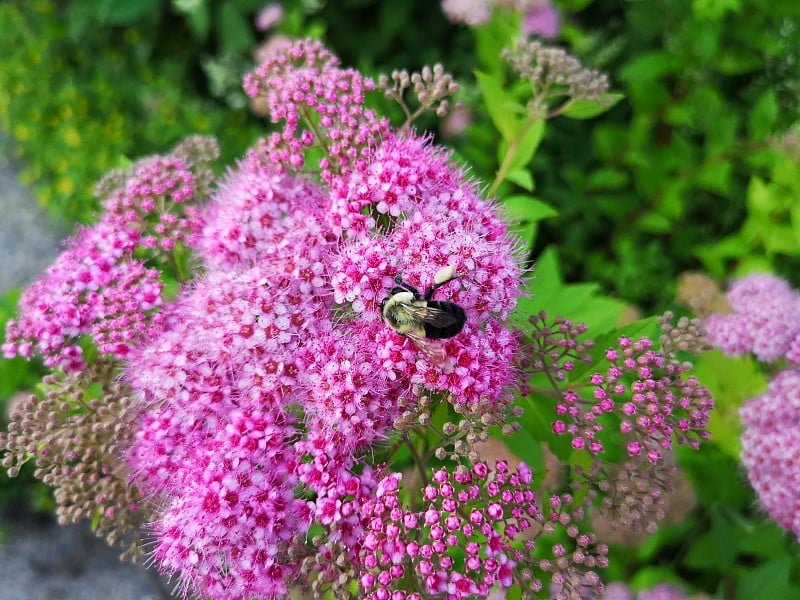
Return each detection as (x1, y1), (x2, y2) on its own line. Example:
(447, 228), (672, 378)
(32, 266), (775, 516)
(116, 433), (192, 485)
(2, 0), (800, 597)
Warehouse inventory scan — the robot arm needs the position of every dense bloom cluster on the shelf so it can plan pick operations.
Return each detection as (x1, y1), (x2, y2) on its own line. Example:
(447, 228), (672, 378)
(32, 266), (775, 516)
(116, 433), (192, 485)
(739, 370), (800, 540)
(552, 337), (713, 465)
(704, 273), (800, 362)
(2, 153), (206, 371)
(117, 39), (523, 598)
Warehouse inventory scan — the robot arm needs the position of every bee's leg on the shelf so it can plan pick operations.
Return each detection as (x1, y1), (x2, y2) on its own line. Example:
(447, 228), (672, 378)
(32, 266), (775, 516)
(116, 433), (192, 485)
(393, 275), (422, 298)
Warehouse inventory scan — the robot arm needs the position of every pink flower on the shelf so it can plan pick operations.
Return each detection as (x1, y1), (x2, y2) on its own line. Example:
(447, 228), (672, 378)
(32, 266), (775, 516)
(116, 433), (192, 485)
(441, 0), (492, 27)
(255, 3), (284, 31)
(705, 273), (800, 362)
(740, 369), (800, 540)
(522, 3), (561, 39)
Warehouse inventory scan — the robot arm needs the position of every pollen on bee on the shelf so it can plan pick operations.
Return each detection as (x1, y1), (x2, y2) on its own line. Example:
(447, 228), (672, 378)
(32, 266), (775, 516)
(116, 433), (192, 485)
(434, 265), (456, 285)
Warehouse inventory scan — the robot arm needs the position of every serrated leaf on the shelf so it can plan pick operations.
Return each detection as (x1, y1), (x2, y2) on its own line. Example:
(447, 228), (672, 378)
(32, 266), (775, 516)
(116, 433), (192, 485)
(475, 71), (525, 142)
(561, 93), (624, 120)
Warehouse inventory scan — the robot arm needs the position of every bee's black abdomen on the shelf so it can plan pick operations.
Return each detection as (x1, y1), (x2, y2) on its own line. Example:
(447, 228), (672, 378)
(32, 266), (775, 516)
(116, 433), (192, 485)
(423, 301), (466, 339)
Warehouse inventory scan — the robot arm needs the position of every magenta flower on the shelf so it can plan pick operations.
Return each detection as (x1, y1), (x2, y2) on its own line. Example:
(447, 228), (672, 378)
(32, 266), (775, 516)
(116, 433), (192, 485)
(552, 337), (713, 464)
(3, 155), (202, 371)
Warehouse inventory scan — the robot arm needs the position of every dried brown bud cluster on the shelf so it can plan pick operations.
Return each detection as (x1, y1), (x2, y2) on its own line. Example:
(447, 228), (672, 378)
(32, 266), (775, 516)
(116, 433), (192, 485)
(591, 459), (696, 547)
(502, 39), (610, 118)
(393, 385), (521, 468)
(659, 310), (713, 357)
(0, 361), (150, 561)
(676, 271), (729, 317)
(378, 64), (460, 125)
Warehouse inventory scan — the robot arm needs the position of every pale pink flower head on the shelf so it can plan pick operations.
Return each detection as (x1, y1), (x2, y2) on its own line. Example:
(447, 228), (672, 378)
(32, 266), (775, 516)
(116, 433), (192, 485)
(255, 2), (284, 31)
(705, 273), (800, 362)
(740, 369), (800, 540)
(441, 0), (492, 26)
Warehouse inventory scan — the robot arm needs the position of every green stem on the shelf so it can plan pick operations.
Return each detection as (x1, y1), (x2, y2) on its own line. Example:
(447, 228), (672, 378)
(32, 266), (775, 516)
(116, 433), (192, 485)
(488, 112), (542, 197)
(403, 431), (430, 489)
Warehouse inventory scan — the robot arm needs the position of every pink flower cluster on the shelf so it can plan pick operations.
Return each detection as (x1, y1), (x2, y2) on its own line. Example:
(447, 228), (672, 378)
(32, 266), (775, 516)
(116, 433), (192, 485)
(3, 156), (198, 371)
(243, 38), (390, 181)
(358, 462), (539, 599)
(739, 369), (800, 540)
(116, 39), (525, 598)
(704, 273), (800, 362)
(552, 337), (713, 464)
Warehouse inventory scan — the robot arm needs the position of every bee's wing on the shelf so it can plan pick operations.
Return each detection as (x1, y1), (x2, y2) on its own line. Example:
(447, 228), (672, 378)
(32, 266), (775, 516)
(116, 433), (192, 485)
(419, 305), (461, 328)
(405, 330), (446, 365)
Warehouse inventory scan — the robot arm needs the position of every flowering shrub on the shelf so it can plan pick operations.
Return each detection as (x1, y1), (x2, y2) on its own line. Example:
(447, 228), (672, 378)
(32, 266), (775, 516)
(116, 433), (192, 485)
(0, 38), (717, 599)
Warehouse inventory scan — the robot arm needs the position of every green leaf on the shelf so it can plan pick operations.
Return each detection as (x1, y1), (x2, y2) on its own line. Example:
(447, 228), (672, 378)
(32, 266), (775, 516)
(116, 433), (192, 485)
(560, 93), (624, 120)
(505, 168), (534, 191)
(503, 195), (558, 223)
(736, 518), (793, 559)
(475, 70), (525, 142)
(500, 426), (545, 475)
(693, 350), (764, 458)
(101, 0), (161, 24)
(173, 0), (210, 40)
(736, 557), (794, 600)
(678, 444), (752, 509)
(683, 509), (738, 570)
(507, 119), (546, 172)
(219, 4), (255, 54)
(585, 168), (630, 191)
(620, 52), (677, 83)
(748, 89), (778, 140)
(513, 247), (627, 336)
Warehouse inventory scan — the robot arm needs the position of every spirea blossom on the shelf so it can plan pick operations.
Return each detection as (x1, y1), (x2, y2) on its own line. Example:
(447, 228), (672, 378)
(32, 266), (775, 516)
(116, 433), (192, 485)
(705, 273), (800, 362)
(115, 39), (524, 599)
(243, 38), (390, 181)
(551, 336), (713, 464)
(2, 151), (205, 371)
(358, 462), (539, 599)
(739, 369), (800, 540)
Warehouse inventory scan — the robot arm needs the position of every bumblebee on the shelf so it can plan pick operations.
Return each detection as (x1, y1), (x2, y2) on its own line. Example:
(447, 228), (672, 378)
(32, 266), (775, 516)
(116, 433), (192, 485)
(380, 266), (467, 362)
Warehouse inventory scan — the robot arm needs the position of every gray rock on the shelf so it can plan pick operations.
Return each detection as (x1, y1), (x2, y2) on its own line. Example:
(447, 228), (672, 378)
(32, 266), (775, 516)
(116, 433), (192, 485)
(0, 514), (173, 600)
(0, 146), (64, 296)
